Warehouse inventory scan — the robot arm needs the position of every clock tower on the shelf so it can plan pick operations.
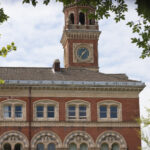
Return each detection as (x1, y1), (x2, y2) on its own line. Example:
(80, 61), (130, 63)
(61, 2), (101, 71)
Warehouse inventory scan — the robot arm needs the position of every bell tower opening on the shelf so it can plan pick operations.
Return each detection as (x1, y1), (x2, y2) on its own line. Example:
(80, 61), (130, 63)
(89, 19), (95, 25)
(79, 12), (85, 25)
(69, 13), (74, 24)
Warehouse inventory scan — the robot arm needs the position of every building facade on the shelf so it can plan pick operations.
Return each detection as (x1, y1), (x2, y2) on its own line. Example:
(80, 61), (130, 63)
(0, 2), (145, 150)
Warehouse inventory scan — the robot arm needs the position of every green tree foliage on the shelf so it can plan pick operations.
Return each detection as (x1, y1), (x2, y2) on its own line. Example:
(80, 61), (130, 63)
(0, 7), (17, 84)
(139, 108), (150, 149)
(22, 0), (150, 59)
(0, 8), (17, 54)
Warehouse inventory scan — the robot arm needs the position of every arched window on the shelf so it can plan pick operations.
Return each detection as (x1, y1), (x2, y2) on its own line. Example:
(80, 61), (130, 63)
(1, 99), (26, 121)
(79, 12), (85, 25)
(97, 100), (122, 122)
(80, 143), (88, 150)
(48, 143), (56, 150)
(69, 143), (77, 150)
(33, 100), (59, 121)
(100, 143), (109, 150)
(69, 13), (74, 24)
(14, 144), (22, 150)
(112, 143), (119, 150)
(37, 143), (44, 150)
(3, 143), (11, 150)
(66, 100), (90, 121)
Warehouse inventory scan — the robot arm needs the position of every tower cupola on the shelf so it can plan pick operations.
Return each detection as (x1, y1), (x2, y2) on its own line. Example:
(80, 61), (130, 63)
(61, 2), (101, 71)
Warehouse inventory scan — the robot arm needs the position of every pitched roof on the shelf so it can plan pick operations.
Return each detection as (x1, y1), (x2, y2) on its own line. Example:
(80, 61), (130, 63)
(0, 67), (138, 82)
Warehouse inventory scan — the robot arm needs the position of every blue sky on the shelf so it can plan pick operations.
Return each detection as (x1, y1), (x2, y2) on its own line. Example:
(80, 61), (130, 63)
(0, 0), (150, 147)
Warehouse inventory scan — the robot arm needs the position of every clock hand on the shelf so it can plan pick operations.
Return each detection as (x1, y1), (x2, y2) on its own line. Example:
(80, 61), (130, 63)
(80, 50), (87, 58)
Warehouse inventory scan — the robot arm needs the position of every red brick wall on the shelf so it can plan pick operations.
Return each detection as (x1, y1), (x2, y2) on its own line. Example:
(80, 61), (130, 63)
(0, 96), (141, 150)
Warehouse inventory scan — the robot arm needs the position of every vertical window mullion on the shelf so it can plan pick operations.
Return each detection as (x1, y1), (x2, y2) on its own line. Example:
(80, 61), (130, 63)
(108, 105), (110, 119)
(12, 104), (14, 119)
(44, 104), (46, 119)
(76, 105), (79, 120)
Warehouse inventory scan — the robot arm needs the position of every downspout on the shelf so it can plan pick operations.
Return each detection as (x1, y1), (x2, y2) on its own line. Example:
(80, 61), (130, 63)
(28, 87), (32, 150)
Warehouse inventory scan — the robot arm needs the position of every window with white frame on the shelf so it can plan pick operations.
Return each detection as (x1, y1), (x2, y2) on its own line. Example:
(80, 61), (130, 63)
(66, 100), (90, 121)
(4, 105), (12, 118)
(97, 100), (122, 121)
(33, 100), (59, 121)
(15, 105), (23, 118)
(0, 99), (26, 121)
(36, 106), (44, 118)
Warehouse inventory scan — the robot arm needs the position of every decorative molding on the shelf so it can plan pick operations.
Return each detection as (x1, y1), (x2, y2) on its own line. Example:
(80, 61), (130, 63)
(0, 121), (29, 126)
(96, 131), (127, 149)
(63, 130), (95, 148)
(0, 131), (29, 149)
(30, 122), (140, 128)
(0, 121), (140, 127)
(61, 30), (101, 47)
(0, 88), (142, 98)
(31, 131), (62, 148)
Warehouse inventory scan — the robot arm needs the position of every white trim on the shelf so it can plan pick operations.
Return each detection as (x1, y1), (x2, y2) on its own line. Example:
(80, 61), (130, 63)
(97, 100), (122, 122)
(0, 99), (26, 121)
(4, 80), (145, 87)
(33, 100), (59, 121)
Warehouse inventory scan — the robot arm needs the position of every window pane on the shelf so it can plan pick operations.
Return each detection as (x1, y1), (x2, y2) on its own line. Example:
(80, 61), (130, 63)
(36, 106), (44, 118)
(80, 143), (88, 150)
(100, 106), (107, 118)
(110, 106), (118, 118)
(48, 143), (55, 150)
(4, 143), (11, 150)
(47, 106), (54, 111)
(37, 144), (44, 150)
(69, 143), (77, 150)
(4, 106), (11, 118)
(14, 144), (22, 150)
(15, 106), (22, 118)
(79, 106), (86, 119)
(69, 106), (75, 111)
(37, 106), (44, 111)
(68, 106), (76, 119)
(112, 144), (119, 150)
(101, 143), (109, 150)
(47, 106), (55, 118)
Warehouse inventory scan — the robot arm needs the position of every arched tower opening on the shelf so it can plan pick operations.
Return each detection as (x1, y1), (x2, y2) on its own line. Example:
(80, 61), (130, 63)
(79, 12), (85, 25)
(69, 13), (74, 24)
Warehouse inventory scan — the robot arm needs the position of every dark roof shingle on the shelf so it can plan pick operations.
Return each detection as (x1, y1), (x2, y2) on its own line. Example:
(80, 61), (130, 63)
(0, 67), (139, 82)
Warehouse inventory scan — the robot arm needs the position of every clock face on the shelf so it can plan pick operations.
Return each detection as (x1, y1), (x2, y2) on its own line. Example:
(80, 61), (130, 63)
(77, 48), (89, 60)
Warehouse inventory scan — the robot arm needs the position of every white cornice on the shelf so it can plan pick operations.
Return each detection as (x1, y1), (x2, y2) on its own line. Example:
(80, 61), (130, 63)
(2, 80), (145, 87)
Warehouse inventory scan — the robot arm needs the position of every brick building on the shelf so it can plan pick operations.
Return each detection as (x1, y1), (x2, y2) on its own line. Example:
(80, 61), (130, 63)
(0, 1), (145, 150)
